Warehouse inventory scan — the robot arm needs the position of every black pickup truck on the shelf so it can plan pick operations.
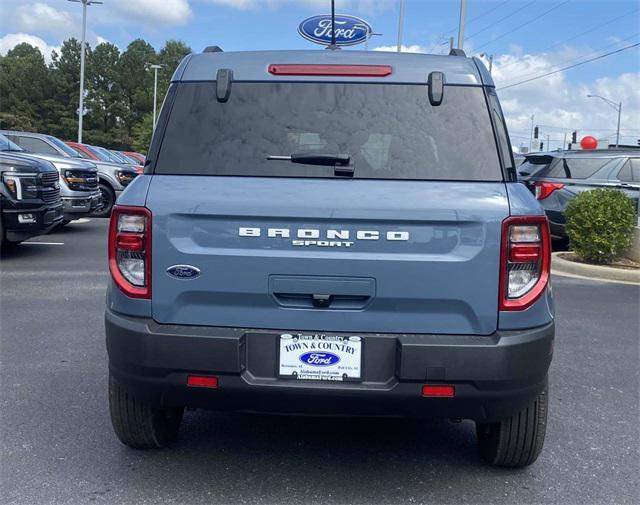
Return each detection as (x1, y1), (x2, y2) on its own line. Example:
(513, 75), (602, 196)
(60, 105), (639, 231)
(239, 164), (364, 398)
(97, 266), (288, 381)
(0, 152), (63, 249)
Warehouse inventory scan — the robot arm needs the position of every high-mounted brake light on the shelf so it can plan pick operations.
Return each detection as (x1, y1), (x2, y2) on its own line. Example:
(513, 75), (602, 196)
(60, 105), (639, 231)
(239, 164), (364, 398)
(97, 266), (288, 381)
(108, 205), (151, 299)
(535, 181), (564, 200)
(499, 216), (550, 311)
(268, 64), (392, 77)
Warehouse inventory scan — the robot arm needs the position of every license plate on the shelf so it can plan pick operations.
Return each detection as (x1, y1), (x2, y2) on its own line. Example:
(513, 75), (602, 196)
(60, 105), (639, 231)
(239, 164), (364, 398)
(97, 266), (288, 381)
(278, 333), (362, 381)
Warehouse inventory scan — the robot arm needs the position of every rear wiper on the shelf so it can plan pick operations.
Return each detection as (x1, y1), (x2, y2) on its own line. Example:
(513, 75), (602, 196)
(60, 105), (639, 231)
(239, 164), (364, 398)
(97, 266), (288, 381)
(267, 153), (354, 177)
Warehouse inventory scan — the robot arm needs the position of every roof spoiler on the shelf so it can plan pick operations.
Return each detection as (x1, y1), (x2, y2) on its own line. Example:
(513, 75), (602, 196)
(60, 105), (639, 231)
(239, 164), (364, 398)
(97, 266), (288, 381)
(204, 46), (223, 53)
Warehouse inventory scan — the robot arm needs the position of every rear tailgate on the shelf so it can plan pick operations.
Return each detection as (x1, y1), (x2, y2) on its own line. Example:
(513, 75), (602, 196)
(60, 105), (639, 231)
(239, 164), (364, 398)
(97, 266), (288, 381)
(147, 176), (509, 335)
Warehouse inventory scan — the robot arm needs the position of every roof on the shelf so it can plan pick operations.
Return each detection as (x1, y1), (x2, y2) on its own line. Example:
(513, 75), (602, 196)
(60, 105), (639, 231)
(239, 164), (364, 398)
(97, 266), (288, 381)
(172, 50), (493, 86)
(526, 149), (639, 159)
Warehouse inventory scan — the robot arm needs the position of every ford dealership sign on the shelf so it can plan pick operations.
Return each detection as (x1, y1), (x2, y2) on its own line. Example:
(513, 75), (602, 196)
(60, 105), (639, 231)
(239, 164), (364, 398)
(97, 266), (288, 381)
(298, 14), (372, 47)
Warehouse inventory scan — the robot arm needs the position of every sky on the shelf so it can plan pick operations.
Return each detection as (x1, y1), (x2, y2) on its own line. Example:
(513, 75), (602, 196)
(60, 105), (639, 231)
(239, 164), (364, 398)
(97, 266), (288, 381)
(1, 0), (639, 150)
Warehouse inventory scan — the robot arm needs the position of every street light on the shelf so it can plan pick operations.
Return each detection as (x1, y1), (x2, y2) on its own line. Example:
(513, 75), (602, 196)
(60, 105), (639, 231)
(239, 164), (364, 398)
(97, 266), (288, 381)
(396, 0), (405, 52)
(145, 64), (166, 131)
(68, 0), (102, 144)
(587, 94), (623, 148)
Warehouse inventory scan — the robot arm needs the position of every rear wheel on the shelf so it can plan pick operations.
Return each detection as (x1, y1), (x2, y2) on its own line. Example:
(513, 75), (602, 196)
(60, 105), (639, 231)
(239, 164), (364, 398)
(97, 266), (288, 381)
(476, 386), (548, 467)
(108, 373), (184, 449)
(94, 183), (115, 218)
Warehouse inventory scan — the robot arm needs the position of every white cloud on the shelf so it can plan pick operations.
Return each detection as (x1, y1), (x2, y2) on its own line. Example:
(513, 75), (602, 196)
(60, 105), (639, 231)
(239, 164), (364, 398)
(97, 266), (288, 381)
(110, 0), (192, 26)
(374, 44), (429, 53)
(12, 3), (75, 38)
(478, 51), (640, 150)
(0, 33), (61, 64)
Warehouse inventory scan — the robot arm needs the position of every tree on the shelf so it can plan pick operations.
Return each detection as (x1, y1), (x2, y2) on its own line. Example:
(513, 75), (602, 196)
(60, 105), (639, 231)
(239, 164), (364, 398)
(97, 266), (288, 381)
(117, 39), (156, 144)
(0, 44), (51, 131)
(85, 42), (124, 147)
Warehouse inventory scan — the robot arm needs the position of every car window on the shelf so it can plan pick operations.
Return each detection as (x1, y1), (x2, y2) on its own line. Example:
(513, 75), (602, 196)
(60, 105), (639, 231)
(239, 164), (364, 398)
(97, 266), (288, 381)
(0, 134), (24, 152)
(518, 156), (552, 177)
(46, 136), (81, 157)
(155, 82), (503, 181)
(73, 147), (92, 159)
(617, 158), (640, 182)
(488, 90), (514, 173)
(13, 136), (59, 155)
(545, 157), (612, 179)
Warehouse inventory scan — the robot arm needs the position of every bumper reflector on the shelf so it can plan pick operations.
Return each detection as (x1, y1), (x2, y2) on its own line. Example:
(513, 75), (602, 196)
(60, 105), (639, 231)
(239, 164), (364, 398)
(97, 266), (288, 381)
(187, 375), (218, 388)
(422, 385), (455, 397)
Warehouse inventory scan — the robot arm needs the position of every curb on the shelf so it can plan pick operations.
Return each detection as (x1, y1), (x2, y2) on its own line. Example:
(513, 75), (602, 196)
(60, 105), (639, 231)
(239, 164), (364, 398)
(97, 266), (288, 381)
(552, 252), (640, 285)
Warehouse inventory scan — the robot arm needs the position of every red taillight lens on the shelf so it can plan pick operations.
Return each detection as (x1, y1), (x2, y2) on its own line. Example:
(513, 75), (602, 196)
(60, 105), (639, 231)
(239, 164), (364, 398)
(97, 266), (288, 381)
(534, 181), (564, 200)
(187, 375), (218, 388)
(422, 385), (455, 397)
(108, 205), (151, 299)
(268, 64), (393, 77)
(499, 216), (550, 311)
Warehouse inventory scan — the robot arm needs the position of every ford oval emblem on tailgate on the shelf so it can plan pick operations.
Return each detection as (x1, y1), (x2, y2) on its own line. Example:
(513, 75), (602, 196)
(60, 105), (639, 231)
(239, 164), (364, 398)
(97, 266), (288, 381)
(299, 352), (340, 367)
(166, 265), (200, 279)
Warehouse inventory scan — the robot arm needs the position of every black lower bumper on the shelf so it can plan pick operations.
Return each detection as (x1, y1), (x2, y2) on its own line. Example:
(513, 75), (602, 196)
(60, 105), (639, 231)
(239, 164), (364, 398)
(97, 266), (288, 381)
(62, 191), (102, 220)
(2, 202), (64, 242)
(106, 309), (554, 422)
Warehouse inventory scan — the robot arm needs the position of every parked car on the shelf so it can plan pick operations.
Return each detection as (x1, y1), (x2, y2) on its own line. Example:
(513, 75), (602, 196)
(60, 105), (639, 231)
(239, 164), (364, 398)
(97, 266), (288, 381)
(123, 151), (146, 165)
(0, 151), (63, 250)
(0, 132), (137, 217)
(518, 149), (640, 240)
(105, 49), (554, 467)
(0, 133), (101, 223)
(117, 151), (144, 167)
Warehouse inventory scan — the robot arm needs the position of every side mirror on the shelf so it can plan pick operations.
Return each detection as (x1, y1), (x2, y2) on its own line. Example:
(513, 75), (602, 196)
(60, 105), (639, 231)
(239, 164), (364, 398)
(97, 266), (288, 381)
(428, 71), (445, 106)
(216, 68), (233, 103)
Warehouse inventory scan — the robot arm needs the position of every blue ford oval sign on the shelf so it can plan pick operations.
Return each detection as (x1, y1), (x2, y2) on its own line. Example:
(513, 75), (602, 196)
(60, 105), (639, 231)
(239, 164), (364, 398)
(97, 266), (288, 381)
(298, 14), (372, 47)
(166, 265), (200, 279)
(299, 352), (341, 367)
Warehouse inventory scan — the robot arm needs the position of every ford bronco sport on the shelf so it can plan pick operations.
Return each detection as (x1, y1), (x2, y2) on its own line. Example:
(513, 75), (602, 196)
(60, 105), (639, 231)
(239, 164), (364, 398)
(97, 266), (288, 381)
(106, 49), (554, 467)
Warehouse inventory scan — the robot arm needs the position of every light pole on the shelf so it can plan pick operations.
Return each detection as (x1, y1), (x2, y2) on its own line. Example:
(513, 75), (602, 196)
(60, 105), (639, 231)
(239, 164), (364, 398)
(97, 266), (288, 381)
(146, 64), (165, 131)
(457, 0), (468, 50)
(397, 0), (405, 52)
(68, 0), (102, 143)
(587, 94), (622, 148)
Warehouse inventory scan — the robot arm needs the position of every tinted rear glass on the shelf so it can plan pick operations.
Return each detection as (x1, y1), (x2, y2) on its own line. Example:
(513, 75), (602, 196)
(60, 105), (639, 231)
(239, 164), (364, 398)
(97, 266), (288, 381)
(544, 157), (612, 179)
(155, 82), (502, 180)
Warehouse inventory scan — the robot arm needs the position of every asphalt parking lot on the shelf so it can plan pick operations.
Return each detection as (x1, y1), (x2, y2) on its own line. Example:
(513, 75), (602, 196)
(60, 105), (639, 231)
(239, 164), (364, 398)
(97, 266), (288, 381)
(1, 218), (638, 505)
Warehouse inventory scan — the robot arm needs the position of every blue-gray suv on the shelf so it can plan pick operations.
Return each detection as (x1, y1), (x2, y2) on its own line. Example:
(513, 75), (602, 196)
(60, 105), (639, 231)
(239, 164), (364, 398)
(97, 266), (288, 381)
(105, 49), (554, 467)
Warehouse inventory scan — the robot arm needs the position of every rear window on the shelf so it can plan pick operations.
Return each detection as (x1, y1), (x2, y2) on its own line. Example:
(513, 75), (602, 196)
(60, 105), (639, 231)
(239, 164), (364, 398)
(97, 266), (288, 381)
(155, 82), (502, 181)
(544, 157), (613, 179)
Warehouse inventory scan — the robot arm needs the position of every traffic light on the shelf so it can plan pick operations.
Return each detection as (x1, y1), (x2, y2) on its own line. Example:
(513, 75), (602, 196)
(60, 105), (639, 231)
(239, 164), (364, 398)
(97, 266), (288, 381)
(539, 142), (544, 151)
(534, 126), (539, 140)
(572, 131), (577, 143)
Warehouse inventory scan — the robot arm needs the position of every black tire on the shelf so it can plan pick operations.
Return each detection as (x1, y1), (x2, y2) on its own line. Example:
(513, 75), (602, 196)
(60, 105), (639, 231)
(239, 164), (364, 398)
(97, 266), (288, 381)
(476, 386), (548, 468)
(94, 183), (115, 218)
(108, 373), (184, 449)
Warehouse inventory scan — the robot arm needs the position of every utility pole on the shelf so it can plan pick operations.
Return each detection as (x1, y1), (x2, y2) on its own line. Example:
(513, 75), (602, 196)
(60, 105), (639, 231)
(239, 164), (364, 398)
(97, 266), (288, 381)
(146, 64), (165, 131)
(563, 132), (567, 150)
(457, 0), (468, 50)
(68, 0), (102, 143)
(397, 0), (406, 52)
(587, 94), (623, 148)
(546, 134), (550, 152)
(529, 115), (535, 153)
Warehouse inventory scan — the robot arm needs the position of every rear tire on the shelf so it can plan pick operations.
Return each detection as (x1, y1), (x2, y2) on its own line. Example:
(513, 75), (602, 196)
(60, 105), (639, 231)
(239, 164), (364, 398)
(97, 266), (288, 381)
(108, 374), (184, 449)
(476, 386), (548, 467)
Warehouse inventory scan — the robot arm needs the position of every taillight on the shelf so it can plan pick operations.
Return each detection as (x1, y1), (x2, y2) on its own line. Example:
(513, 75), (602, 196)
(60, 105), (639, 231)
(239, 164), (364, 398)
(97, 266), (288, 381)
(499, 216), (550, 311)
(108, 205), (151, 299)
(534, 181), (564, 200)
(268, 64), (393, 77)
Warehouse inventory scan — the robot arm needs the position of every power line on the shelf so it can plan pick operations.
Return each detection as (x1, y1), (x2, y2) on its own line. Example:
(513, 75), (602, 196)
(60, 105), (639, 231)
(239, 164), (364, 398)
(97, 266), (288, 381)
(498, 32), (639, 87)
(496, 8), (639, 72)
(498, 42), (640, 90)
(474, 1), (571, 52)
(464, 1), (536, 42)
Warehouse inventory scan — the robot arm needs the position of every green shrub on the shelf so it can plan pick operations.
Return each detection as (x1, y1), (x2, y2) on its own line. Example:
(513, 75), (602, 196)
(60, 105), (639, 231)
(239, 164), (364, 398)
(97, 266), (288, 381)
(565, 188), (636, 264)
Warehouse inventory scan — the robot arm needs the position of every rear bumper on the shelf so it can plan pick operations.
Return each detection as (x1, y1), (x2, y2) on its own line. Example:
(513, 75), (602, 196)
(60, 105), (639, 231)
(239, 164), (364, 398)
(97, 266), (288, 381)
(105, 309), (554, 422)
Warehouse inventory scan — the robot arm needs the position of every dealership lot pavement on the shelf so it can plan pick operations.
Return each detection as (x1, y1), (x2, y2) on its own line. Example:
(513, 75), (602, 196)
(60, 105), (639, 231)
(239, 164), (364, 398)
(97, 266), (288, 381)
(1, 219), (638, 505)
